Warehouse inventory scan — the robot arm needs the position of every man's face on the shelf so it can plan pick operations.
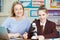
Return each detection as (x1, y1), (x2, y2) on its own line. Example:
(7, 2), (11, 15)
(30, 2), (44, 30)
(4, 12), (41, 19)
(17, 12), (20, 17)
(38, 10), (48, 22)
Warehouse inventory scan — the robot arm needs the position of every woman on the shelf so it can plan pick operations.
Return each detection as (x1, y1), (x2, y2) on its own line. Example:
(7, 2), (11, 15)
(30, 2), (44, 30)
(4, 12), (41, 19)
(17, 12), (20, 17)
(28, 5), (58, 39)
(1, 1), (30, 39)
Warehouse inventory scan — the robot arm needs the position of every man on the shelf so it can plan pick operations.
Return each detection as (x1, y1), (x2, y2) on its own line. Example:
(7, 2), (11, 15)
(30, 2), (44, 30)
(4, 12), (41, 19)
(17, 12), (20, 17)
(28, 5), (58, 39)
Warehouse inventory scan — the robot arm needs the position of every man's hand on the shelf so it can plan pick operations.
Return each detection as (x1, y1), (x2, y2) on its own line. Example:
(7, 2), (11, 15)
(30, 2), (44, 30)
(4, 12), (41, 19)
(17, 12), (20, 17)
(37, 35), (45, 40)
(23, 32), (28, 39)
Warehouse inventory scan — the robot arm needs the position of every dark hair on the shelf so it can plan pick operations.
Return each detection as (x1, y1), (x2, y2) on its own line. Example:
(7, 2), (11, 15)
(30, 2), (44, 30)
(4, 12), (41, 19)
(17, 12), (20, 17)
(11, 1), (24, 17)
(38, 5), (48, 14)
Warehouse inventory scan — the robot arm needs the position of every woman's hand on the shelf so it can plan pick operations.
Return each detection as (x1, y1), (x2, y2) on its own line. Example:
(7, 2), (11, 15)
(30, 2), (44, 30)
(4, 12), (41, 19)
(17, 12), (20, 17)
(8, 33), (21, 38)
(8, 33), (15, 38)
(14, 33), (20, 38)
(23, 32), (28, 39)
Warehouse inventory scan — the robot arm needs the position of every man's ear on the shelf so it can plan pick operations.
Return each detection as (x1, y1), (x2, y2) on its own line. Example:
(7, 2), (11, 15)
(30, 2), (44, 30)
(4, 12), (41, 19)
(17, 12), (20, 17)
(47, 14), (49, 17)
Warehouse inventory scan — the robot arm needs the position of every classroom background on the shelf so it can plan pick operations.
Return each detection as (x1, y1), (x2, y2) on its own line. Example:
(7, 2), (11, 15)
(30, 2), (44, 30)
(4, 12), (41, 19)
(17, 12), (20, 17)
(0, 0), (60, 31)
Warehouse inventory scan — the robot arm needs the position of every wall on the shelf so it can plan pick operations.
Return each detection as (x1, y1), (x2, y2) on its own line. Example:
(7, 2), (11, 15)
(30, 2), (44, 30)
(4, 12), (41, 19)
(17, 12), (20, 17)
(0, 0), (18, 24)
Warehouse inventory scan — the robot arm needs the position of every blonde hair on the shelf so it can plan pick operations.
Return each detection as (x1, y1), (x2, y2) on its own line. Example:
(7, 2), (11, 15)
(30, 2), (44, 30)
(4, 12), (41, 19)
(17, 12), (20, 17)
(11, 1), (24, 17)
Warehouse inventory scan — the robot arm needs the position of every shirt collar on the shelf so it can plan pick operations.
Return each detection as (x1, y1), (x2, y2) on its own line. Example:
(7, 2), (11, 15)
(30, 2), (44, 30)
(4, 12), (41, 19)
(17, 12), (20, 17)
(40, 21), (46, 27)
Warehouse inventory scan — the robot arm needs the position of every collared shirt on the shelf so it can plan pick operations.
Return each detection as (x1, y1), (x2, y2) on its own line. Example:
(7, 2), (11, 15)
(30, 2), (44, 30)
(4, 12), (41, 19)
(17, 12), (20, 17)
(1, 17), (31, 35)
(40, 21), (46, 31)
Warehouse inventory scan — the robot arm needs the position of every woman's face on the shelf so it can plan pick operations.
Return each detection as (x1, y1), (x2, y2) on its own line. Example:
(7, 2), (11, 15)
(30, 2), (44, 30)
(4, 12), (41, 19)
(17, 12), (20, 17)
(14, 4), (24, 17)
(38, 10), (48, 22)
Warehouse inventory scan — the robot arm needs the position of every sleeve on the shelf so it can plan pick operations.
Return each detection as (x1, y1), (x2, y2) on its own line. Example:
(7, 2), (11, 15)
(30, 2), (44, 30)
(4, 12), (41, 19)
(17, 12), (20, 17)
(1, 18), (11, 28)
(44, 23), (59, 38)
(28, 24), (33, 39)
(1, 18), (11, 33)
(26, 19), (31, 32)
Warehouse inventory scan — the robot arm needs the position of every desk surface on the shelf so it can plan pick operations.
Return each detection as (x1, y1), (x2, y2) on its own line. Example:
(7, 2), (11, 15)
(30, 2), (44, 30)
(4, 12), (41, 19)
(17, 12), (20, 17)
(10, 38), (60, 40)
